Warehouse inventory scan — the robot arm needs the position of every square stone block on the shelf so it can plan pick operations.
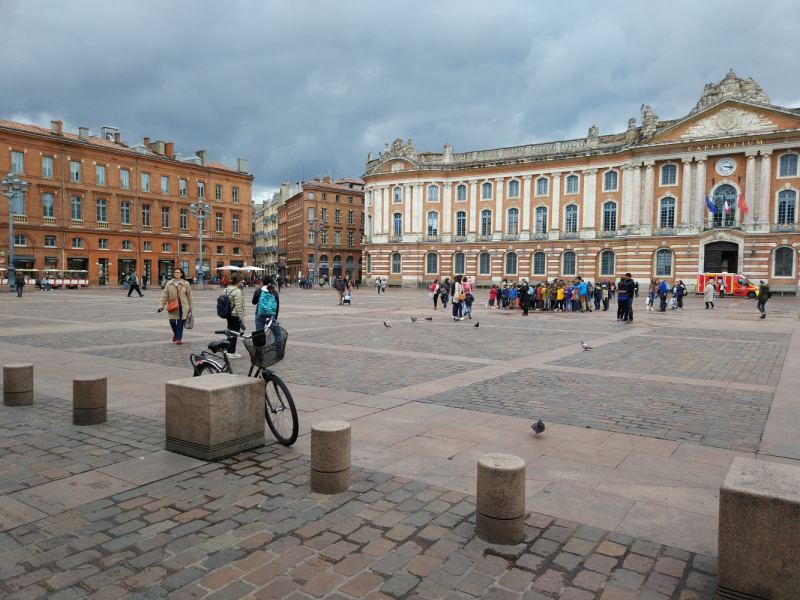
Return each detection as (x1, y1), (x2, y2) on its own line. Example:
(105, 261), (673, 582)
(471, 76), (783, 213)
(718, 456), (800, 600)
(165, 374), (264, 460)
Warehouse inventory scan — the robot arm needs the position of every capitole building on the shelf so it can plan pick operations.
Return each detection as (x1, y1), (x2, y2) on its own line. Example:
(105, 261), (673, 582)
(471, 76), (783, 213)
(361, 71), (800, 293)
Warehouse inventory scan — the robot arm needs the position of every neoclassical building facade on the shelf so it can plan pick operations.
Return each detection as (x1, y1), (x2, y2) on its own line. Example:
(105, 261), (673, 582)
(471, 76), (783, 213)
(361, 71), (800, 292)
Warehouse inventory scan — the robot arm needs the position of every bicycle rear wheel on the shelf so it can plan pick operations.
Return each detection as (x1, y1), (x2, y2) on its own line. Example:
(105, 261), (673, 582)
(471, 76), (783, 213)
(194, 363), (221, 377)
(263, 372), (298, 445)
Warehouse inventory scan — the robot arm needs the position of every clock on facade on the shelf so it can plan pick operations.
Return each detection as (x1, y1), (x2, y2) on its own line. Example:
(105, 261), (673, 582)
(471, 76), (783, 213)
(716, 157), (737, 176)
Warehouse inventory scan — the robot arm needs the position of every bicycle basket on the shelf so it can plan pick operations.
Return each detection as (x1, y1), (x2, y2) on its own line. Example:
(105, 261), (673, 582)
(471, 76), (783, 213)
(244, 327), (288, 369)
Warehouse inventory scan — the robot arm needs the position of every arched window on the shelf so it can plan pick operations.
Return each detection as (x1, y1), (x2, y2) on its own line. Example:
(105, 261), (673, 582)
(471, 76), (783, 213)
(713, 184), (737, 227)
(656, 249), (672, 276)
(426, 253), (438, 274)
(661, 164), (677, 185)
(456, 184), (467, 201)
(566, 175), (579, 195)
(564, 205), (578, 232)
(508, 180), (520, 198)
(393, 187), (402, 203)
(600, 250), (615, 276)
(603, 202), (617, 231)
(454, 252), (465, 274)
(480, 209), (492, 236)
(532, 252), (546, 275)
(660, 197), (676, 228)
(479, 252), (491, 275)
(536, 177), (548, 196)
(775, 247), (794, 276)
(366, 253), (372, 273)
(481, 182), (492, 199)
(391, 252), (402, 274)
(427, 185), (439, 202)
(778, 190), (797, 224)
(455, 211), (467, 236)
(507, 208), (519, 234)
(367, 215), (373, 237)
(604, 171), (618, 191)
(505, 252), (518, 275)
(535, 206), (548, 233)
(563, 251), (576, 276)
(346, 256), (355, 269)
(392, 213), (402, 237)
(779, 154), (798, 178)
(427, 211), (439, 236)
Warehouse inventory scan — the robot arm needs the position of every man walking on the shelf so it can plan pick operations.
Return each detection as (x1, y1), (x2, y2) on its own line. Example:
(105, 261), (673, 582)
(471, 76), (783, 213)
(757, 280), (770, 319)
(658, 278), (669, 312)
(127, 271), (143, 297)
(579, 278), (591, 312)
(334, 276), (346, 305)
(14, 271), (25, 297)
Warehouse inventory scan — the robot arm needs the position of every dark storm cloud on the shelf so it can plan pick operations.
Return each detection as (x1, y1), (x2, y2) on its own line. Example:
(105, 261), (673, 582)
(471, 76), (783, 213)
(3, 0), (798, 200)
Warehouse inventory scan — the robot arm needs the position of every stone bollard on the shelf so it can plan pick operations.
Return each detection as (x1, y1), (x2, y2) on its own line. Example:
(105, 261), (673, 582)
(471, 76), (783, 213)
(73, 377), (107, 425)
(310, 420), (351, 494)
(476, 453), (526, 545)
(3, 363), (34, 406)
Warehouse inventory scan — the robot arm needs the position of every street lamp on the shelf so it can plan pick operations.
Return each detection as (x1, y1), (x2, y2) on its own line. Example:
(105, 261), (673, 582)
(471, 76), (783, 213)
(1, 172), (28, 291)
(189, 202), (211, 288)
(309, 217), (326, 286)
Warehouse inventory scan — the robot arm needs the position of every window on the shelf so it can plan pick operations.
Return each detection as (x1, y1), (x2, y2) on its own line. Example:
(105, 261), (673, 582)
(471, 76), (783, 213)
(348, 232), (354, 246)
(481, 182), (492, 199)
(161, 176), (169, 194)
(71, 196), (82, 220)
(10, 189), (25, 214)
(42, 193), (54, 218)
(361, 197), (365, 205)
(322, 193), (327, 201)
(162, 207), (170, 228)
(232, 214), (240, 234)
(427, 185), (439, 202)
(98, 238), (108, 249)
(45, 235), (56, 248)
(121, 169), (130, 189)
(197, 182), (205, 199)
(216, 212), (223, 232)
(712, 184), (737, 227)
(426, 253), (438, 274)
(181, 244), (189, 253)
(309, 207), (315, 221)
(11, 151), (24, 173)
(335, 195), (340, 203)
(96, 199), (107, 222)
(508, 180), (520, 198)
(393, 213), (402, 236)
(456, 184), (467, 201)
(367, 215), (372, 236)
(656, 249), (672, 276)
(480, 209), (492, 236)
(661, 164), (677, 185)
(348, 210), (354, 224)
(163, 243), (170, 252)
(143, 241), (151, 251)
(535, 206), (548, 234)
(393, 187), (402, 203)
(179, 179), (187, 197)
(320, 207), (328, 222)
(308, 231), (314, 244)
(309, 192), (315, 199)
(660, 197), (676, 228)
(216, 184), (222, 201)
(456, 211), (467, 236)
(479, 252), (491, 275)
(507, 208), (519, 234)
(603, 202), (617, 231)
(13, 234), (26, 246)
(121, 202), (131, 225)
(142, 204), (151, 226)
(70, 161), (81, 182)
(563, 251), (576, 275)
(141, 173), (150, 192)
(391, 252), (402, 274)
(96, 165), (106, 185)
(533, 252), (546, 275)
(180, 208), (188, 229)
(349, 197), (353, 204)
(320, 230), (327, 244)
(232, 187), (239, 203)
(367, 254), (372, 272)
(360, 212), (365, 225)
(72, 237), (83, 249)
(775, 247), (794, 276)
(566, 175), (578, 194)
(564, 205), (578, 232)
(604, 171), (618, 191)
(42, 156), (53, 178)
(427, 211), (439, 236)
(536, 177), (548, 196)
(600, 251), (615, 276)
(217, 246), (224, 254)
(778, 190), (796, 224)
(454, 252), (465, 274)
(505, 252), (518, 275)
(335, 209), (341, 223)
(779, 154), (798, 178)
(334, 231), (341, 246)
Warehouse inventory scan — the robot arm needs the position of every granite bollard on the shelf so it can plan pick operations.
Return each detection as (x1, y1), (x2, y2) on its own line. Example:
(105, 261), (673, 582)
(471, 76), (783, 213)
(73, 376), (107, 425)
(476, 453), (526, 545)
(3, 363), (33, 406)
(310, 420), (351, 494)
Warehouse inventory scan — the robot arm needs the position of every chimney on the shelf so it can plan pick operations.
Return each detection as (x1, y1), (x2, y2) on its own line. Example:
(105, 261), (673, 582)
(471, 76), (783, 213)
(79, 127), (89, 141)
(143, 137), (150, 148)
(196, 150), (207, 165)
(237, 158), (248, 173)
(323, 175), (332, 183)
(165, 142), (174, 158)
(153, 141), (166, 156)
(114, 132), (121, 144)
(50, 120), (63, 135)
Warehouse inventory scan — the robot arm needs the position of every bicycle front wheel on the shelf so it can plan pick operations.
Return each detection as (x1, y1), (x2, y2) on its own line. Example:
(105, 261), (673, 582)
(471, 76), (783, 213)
(263, 372), (298, 445)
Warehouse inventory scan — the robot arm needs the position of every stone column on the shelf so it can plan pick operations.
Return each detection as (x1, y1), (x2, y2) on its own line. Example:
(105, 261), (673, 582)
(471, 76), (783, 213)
(581, 169), (598, 233)
(403, 185), (412, 235)
(758, 150), (772, 224)
(476, 454), (526, 545)
(310, 420), (351, 494)
(383, 187), (390, 236)
(550, 173), (561, 234)
(372, 187), (381, 235)
(442, 182), (452, 235)
(642, 160), (655, 226)
(694, 155), (707, 226)
(73, 376), (107, 425)
(494, 178), (504, 233)
(744, 151), (757, 224)
(522, 175), (532, 233)
(415, 184), (425, 234)
(3, 363), (33, 406)
(620, 164), (634, 226)
(631, 165), (642, 225)
(469, 180), (478, 233)
(680, 158), (693, 225)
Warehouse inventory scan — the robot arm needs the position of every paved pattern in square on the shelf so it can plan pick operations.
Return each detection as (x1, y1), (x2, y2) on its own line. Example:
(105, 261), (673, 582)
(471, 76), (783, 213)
(1, 329), (169, 350)
(641, 327), (792, 343)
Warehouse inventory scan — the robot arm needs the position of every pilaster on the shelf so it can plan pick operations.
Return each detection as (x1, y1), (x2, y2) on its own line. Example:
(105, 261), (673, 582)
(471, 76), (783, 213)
(469, 180), (478, 234)
(382, 187), (390, 235)
(414, 183), (424, 233)
(631, 165), (642, 226)
(442, 182), (453, 235)
(522, 175), (532, 233)
(581, 169), (597, 232)
(757, 150), (772, 224)
(620, 163), (634, 226)
(403, 185), (412, 234)
(680, 158), (692, 225)
(495, 178), (504, 233)
(642, 160), (655, 226)
(694, 155), (707, 226)
(744, 150), (757, 224)
(551, 173), (561, 233)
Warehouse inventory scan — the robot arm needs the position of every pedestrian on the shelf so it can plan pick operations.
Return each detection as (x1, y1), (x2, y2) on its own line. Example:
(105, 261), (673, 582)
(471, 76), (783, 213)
(616, 274), (632, 323)
(601, 282), (609, 311)
(508, 283), (518, 310)
(556, 283), (565, 311)
(253, 276), (281, 341)
(157, 267), (193, 345)
(757, 280), (770, 319)
(14, 271), (24, 297)
(717, 277), (726, 299)
(127, 271), (143, 297)
(223, 272), (246, 358)
(375, 278), (381, 295)
(440, 277), (450, 309)
(658, 278), (669, 312)
(624, 274), (636, 322)
(142, 274), (148, 290)
(520, 279), (529, 316)
(381, 279), (386, 294)
(487, 284), (497, 308)
(452, 274), (464, 321)
(430, 279), (440, 309)
(674, 280), (685, 311)
(593, 283), (602, 311)
(465, 288), (475, 319)
(609, 281), (616, 300)
(334, 276), (346, 305)
(579, 278), (591, 312)
(704, 279), (715, 309)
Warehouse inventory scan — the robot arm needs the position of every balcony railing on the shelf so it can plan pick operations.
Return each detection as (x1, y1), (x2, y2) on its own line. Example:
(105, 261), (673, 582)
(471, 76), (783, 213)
(142, 225), (152, 232)
(600, 230), (617, 238)
(560, 231), (579, 239)
(43, 217), (57, 226)
(655, 227), (676, 236)
(771, 223), (800, 232)
(233, 233), (240, 239)
(97, 221), (109, 230)
(389, 235), (403, 243)
(502, 234), (519, 241)
(477, 234), (492, 242)
(424, 235), (441, 243)
(180, 227), (189, 235)
(532, 232), (548, 240)
(12, 214), (27, 224)
(162, 227), (171, 234)
(71, 219), (84, 228)
(451, 235), (466, 242)
(122, 224), (132, 231)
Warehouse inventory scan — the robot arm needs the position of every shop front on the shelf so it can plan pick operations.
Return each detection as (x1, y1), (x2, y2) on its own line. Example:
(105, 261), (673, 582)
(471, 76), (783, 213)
(118, 258), (136, 284)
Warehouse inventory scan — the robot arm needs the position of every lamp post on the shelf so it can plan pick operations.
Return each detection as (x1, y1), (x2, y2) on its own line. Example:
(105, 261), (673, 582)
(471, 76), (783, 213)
(309, 217), (325, 286)
(189, 202), (211, 288)
(1, 172), (28, 291)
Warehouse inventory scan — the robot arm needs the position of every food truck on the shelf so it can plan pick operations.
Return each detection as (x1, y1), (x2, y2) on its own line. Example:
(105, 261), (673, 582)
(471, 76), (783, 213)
(696, 273), (759, 298)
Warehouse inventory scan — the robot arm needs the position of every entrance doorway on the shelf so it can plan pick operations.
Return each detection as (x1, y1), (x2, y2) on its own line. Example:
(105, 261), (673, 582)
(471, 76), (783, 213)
(158, 260), (174, 283)
(704, 241), (739, 273)
(118, 259), (136, 284)
(98, 259), (109, 285)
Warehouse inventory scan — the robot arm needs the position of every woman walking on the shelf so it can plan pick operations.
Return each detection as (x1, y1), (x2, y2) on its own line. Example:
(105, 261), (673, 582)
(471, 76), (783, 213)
(757, 280), (770, 319)
(452, 275), (464, 321)
(223, 272), (246, 358)
(157, 267), (194, 345)
(430, 279), (440, 310)
(375, 278), (381, 295)
(675, 280), (686, 311)
(704, 279), (715, 309)
(440, 278), (450, 310)
(647, 278), (656, 311)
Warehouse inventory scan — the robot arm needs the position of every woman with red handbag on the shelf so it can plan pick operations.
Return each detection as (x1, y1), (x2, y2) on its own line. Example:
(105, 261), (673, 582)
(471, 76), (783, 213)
(158, 267), (194, 345)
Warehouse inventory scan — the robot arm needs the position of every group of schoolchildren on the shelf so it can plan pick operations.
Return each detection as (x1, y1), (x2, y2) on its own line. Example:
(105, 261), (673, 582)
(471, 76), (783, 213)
(429, 276), (476, 320)
(486, 278), (617, 313)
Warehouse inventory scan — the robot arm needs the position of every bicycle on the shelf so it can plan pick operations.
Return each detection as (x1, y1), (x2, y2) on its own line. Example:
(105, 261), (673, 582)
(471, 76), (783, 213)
(189, 320), (298, 445)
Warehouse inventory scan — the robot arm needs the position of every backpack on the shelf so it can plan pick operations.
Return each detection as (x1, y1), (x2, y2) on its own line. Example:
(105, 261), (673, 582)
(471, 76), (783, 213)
(257, 290), (277, 316)
(217, 289), (234, 319)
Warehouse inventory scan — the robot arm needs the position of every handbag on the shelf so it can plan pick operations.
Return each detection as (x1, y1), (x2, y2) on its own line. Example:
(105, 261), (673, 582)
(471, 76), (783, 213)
(458, 293), (467, 301)
(166, 283), (181, 312)
(184, 311), (194, 329)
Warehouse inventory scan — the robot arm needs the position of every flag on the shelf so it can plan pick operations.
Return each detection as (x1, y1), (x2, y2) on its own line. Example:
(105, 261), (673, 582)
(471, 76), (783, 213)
(706, 196), (718, 214)
(738, 193), (749, 215)
(724, 200), (730, 213)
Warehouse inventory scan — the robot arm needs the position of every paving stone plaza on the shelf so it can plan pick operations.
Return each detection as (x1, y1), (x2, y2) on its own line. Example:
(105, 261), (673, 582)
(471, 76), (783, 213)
(0, 285), (798, 600)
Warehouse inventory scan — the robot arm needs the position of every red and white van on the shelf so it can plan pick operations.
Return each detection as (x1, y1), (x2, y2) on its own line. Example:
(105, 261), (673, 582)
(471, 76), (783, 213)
(696, 273), (758, 299)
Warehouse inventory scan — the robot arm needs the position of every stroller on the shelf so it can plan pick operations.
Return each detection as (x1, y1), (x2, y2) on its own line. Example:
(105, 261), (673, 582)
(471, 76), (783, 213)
(342, 292), (351, 305)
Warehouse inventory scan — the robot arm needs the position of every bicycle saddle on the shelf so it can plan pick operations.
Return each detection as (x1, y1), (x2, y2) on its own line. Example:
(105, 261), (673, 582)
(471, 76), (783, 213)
(208, 340), (230, 353)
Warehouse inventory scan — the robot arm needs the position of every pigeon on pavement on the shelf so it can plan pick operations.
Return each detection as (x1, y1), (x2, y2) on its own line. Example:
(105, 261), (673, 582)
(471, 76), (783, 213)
(384, 322), (391, 328)
(411, 317), (417, 322)
(580, 341), (593, 351)
(425, 317), (433, 321)
(474, 322), (479, 328)
(531, 420), (546, 437)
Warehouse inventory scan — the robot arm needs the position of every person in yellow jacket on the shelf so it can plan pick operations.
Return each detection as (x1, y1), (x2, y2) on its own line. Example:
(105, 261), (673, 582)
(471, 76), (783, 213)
(556, 284), (565, 312)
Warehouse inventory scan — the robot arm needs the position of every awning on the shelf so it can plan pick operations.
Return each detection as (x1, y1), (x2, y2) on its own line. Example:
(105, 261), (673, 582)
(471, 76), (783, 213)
(13, 256), (35, 262)
(45, 256), (58, 262)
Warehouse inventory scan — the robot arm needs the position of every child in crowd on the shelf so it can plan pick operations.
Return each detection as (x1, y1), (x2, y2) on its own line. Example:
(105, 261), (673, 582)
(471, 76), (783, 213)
(464, 290), (474, 319)
(487, 285), (498, 308)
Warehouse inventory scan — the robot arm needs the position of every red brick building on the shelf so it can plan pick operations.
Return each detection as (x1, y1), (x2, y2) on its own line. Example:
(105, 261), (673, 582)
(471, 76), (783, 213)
(0, 119), (253, 286)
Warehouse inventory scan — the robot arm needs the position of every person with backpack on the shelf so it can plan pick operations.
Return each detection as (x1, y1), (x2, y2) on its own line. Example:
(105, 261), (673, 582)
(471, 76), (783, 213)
(658, 278), (669, 312)
(157, 267), (193, 345)
(334, 276), (347, 305)
(127, 271), (143, 297)
(253, 275), (281, 337)
(674, 280), (686, 311)
(219, 272), (246, 358)
(440, 277), (450, 309)
(757, 280), (770, 319)
(430, 279), (440, 309)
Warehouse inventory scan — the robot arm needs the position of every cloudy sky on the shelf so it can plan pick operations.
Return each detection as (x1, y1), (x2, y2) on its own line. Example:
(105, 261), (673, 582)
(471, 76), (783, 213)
(4, 1), (799, 201)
